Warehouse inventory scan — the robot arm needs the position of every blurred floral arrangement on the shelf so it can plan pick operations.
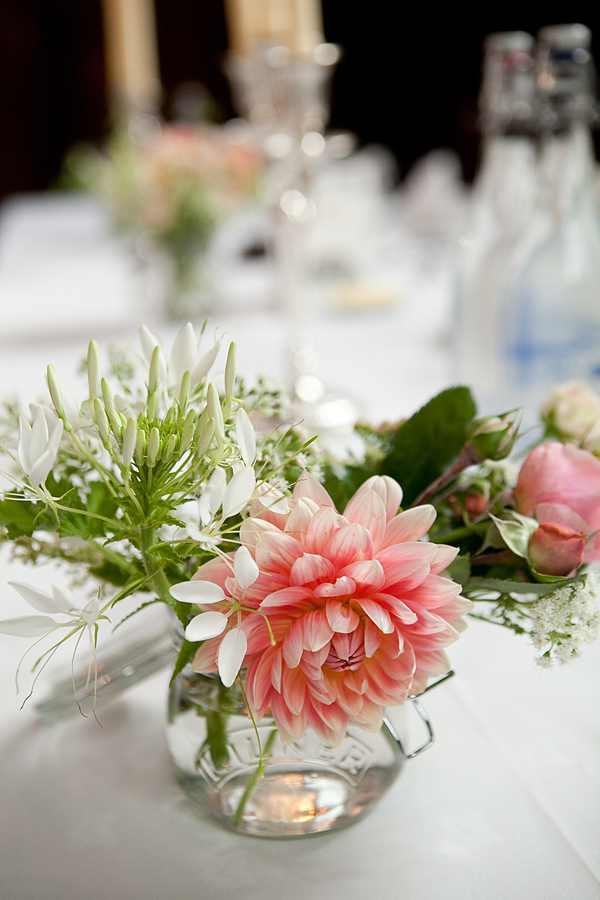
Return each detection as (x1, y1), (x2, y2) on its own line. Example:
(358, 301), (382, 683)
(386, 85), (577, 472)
(63, 124), (263, 312)
(0, 327), (598, 747)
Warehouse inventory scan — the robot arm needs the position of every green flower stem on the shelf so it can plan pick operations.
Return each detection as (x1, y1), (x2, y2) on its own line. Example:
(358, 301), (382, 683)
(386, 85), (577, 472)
(409, 442), (484, 508)
(233, 728), (278, 828)
(139, 525), (174, 605)
(430, 521), (489, 544)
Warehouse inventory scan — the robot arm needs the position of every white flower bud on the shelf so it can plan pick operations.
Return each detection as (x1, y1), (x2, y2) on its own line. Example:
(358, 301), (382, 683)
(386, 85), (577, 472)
(147, 427), (160, 466)
(147, 391), (159, 420)
(93, 398), (110, 443)
(196, 419), (215, 458)
(46, 365), (65, 418)
(101, 378), (114, 414)
(148, 344), (163, 395)
(108, 409), (123, 439)
(224, 342), (237, 406)
(180, 409), (197, 452)
(122, 418), (137, 469)
(164, 434), (177, 460)
(87, 340), (100, 399)
(134, 430), (146, 466)
(179, 370), (191, 410)
(207, 383), (225, 442)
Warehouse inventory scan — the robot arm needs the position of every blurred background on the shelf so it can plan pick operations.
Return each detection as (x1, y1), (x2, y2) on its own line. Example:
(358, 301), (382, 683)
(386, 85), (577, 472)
(1, 1), (599, 199)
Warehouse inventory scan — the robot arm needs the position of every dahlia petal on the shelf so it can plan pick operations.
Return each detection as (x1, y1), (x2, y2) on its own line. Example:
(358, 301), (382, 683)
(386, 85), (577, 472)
(191, 555), (231, 590)
(350, 697), (385, 733)
(284, 497), (319, 541)
(247, 651), (275, 712)
(302, 609), (334, 651)
(364, 617), (381, 657)
(314, 576), (356, 599)
(282, 618), (304, 668)
(308, 699), (349, 747)
(239, 517), (281, 550)
(430, 544), (459, 574)
(324, 523), (374, 570)
(405, 575), (463, 609)
(359, 598), (394, 633)
(343, 488), (387, 549)
(170, 580), (226, 604)
(185, 611), (228, 641)
(380, 558), (432, 592)
(371, 593), (418, 624)
(344, 670), (369, 694)
(408, 603), (459, 636)
(233, 545), (260, 590)
(327, 676), (364, 715)
(290, 553), (335, 586)
(260, 586), (313, 610)
(281, 666), (307, 715)
(302, 646), (330, 668)
(191, 636), (220, 673)
(217, 627), (248, 687)
(271, 647), (283, 692)
(359, 475), (404, 521)
(380, 505), (437, 548)
(255, 531), (305, 573)
(305, 507), (347, 554)
(271, 692), (308, 743)
(339, 559), (386, 594)
(293, 471), (335, 508)
(325, 598), (360, 633)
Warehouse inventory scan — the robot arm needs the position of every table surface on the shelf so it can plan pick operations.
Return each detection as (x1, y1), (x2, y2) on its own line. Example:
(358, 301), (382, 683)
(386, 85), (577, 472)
(0, 194), (599, 900)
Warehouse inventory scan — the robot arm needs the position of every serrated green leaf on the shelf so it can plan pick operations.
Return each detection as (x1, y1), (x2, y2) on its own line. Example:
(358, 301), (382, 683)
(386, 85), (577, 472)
(169, 639), (198, 685)
(380, 386), (477, 506)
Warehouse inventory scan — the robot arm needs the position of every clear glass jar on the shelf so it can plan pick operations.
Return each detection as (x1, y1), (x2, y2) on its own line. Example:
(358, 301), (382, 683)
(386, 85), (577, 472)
(166, 668), (435, 838)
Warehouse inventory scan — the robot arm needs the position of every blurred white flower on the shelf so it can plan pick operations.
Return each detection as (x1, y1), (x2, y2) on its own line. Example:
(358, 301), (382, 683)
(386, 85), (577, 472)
(17, 405), (63, 488)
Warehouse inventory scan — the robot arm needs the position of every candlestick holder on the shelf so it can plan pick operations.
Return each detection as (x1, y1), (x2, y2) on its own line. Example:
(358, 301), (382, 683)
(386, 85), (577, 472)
(226, 43), (359, 432)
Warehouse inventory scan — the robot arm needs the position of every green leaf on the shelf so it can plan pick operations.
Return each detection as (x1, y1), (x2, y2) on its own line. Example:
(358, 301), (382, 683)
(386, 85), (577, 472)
(169, 639), (198, 686)
(489, 513), (536, 559)
(465, 577), (573, 596)
(380, 386), (477, 506)
(0, 496), (40, 538)
(445, 554), (471, 585)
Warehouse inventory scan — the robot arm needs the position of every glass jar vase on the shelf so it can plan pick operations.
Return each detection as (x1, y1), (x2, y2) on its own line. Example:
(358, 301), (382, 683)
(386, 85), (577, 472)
(167, 668), (436, 838)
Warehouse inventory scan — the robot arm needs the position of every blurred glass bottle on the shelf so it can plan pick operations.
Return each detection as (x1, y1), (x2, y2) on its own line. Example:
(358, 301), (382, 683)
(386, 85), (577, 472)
(499, 24), (600, 416)
(455, 32), (537, 411)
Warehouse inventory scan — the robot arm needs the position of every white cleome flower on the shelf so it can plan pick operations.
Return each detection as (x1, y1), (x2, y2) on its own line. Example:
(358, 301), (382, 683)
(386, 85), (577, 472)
(139, 323), (223, 396)
(0, 582), (101, 638)
(17, 405), (63, 488)
(170, 547), (258, 686)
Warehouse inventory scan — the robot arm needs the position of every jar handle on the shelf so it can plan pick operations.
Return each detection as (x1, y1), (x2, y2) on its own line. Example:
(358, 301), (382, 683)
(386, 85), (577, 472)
(383, 670), (454, 759)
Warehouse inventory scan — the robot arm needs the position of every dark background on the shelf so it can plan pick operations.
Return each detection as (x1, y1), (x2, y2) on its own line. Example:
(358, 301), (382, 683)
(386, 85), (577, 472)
(0, 1), (598, 203)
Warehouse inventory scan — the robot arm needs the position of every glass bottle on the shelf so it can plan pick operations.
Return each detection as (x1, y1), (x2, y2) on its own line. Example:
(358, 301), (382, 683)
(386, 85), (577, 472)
(499, 24), (600, 416)
(456, 32), (537, 412)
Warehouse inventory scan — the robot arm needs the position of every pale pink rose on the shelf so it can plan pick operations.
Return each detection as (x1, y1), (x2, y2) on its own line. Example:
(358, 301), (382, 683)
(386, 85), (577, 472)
(528, 522), (586, 576)
(542, 381), (600, 445)
(190, 473), (470, 746)
(514, 442), (600, 563)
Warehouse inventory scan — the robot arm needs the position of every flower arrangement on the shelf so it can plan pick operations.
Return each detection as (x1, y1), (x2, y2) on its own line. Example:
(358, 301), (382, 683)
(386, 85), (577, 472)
(63, 124), (263, 312)
(0, 326), (599, 748)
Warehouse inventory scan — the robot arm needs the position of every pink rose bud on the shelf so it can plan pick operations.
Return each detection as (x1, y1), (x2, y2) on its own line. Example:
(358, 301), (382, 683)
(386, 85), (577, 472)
(528, 522), (586, 577)
(465, 490), (488, 520)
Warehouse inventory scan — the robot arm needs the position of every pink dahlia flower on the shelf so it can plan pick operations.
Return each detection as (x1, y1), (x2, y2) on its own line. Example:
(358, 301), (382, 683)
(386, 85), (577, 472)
(189, 473), (471, 746)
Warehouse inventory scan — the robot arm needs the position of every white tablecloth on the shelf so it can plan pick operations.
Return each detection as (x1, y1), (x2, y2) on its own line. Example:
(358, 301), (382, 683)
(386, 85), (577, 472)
(0, 195), (598, 900)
